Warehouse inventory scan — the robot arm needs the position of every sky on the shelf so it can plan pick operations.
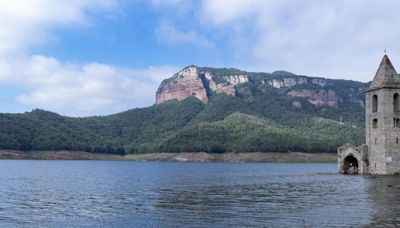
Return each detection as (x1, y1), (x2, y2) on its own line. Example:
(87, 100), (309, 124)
(1, 0), (400, 116)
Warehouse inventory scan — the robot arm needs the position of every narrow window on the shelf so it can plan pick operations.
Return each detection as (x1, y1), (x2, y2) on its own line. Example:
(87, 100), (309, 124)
(372, 95), (378, 113)
(373, 119), (378, 128)
(375, 137), (377, 145)
(394, 93), (400, 112)
(394, 118), (400, 127)
(396, 137), (399, 145)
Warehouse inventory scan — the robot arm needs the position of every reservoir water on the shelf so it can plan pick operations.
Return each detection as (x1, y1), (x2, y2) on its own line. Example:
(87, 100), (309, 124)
(0, 160), (399, 227)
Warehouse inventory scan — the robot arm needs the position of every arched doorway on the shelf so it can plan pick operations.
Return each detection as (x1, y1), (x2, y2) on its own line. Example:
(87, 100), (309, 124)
(343, 155), (359, 174)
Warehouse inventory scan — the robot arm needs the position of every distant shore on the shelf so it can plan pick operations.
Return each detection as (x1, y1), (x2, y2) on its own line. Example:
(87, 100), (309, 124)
(0, 150), (336, 163)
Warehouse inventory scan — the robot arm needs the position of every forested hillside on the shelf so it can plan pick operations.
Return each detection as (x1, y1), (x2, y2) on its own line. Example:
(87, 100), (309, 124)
(0, 67), (368, 154)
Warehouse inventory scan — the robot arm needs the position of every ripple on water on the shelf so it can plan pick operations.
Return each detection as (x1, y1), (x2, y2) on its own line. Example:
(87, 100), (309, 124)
(0, 161), (391, 227)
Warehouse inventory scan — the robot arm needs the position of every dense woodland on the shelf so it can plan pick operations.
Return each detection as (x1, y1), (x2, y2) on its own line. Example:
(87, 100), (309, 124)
(0, 69), (368, 154)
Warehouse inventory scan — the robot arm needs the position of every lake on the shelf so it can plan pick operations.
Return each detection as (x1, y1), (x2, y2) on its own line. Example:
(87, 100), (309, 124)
(0, 161), (399, 227)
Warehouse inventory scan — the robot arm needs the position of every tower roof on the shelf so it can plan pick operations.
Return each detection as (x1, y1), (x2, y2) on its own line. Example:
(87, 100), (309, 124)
(369, 54), (400, 90)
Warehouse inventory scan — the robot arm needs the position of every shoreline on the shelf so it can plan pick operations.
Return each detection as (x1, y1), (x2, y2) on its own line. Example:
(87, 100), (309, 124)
(0, 150), (337, 163)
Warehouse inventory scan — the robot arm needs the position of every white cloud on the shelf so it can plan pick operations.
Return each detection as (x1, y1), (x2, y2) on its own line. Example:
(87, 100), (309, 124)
(0, 0), (119, 56)
(5, 0), (400, 116)
(199, 0), (400, 81)
(0, 0), (180, 116)
(155, 20), (214, 49)
(200, 0), (263, 26)
(0, 55), (178, 116)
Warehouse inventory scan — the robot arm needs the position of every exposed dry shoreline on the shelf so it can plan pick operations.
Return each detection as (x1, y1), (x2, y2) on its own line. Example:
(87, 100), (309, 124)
(0, 150), (336, 163)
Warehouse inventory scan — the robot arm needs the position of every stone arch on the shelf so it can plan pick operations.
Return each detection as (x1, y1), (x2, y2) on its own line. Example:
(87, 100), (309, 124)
(372, 94), (378, 113)
(343, 155), (359, 174)
(394, 93), (399, 112)
(338, 144), (367, 174)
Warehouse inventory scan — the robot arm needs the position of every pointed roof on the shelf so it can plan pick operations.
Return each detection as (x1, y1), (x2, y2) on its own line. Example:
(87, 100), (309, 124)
(369, 54), (400, 90)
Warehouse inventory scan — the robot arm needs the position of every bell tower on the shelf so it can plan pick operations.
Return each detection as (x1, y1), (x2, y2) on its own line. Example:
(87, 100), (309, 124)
(366, 54), (400, 174)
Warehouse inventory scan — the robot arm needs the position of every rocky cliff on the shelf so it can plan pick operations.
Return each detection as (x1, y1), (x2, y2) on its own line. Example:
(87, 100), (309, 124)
(156, 66), (249, 104)
(288, 89), (339, 107)
(156, 65), (367, 109)
(265, 77), (326, 88)
(156, 66), (208, 104)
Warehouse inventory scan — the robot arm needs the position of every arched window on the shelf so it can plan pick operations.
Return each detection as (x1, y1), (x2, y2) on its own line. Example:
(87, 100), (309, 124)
(394, 93), (399, 112)
(394, 118), (400, 127)
(372, 95), (378, 113)
(373, 119), (378, 128)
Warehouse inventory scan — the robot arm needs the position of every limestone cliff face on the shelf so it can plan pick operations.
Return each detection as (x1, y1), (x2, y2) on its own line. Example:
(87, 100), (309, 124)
(204, 72), (248, 96)
(155, 65), (365, 109)
(267, 77), (328, 88)
(156, 66), (208, 104)
(288, 89), (339, 107)
(205, 72), (235, 96)
(156, 66), (249, 104)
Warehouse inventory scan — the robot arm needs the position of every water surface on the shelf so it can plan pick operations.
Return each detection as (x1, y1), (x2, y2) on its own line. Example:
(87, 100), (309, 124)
(0, 161), (398, 227)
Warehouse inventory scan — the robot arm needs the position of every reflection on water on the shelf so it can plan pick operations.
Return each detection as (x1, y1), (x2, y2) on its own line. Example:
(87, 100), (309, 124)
(155, 174), (370, 227)
(367, 175), (400, 227)
(0, 161), (398, 227)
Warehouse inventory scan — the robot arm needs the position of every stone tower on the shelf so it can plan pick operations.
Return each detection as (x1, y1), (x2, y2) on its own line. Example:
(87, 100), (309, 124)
(365, 54), (400, 174)
(338, 54), (400, 175)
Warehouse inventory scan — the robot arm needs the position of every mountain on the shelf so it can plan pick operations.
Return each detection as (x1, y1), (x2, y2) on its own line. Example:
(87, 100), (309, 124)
(156, 66), (366, 109)
(0, 66), (368, 154)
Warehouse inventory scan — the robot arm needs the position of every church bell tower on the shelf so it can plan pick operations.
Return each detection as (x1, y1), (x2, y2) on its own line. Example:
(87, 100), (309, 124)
(366, 54), (400, 174)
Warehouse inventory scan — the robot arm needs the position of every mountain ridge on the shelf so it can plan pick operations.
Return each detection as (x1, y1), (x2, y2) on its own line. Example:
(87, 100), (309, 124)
(156, 65), (367, 109)
(0, 65), (368, 154)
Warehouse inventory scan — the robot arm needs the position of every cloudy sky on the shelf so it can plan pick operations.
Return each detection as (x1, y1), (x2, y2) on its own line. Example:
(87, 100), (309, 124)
(1, 0), (399, 116)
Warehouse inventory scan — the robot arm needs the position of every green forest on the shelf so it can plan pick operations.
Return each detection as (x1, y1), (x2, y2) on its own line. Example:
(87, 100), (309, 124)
(0, 69), (368, 154)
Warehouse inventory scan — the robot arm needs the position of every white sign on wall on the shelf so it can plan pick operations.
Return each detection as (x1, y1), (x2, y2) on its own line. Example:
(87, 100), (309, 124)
(385, 156), (393, 163)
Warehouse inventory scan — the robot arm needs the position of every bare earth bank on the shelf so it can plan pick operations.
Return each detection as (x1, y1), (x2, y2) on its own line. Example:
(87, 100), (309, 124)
(0, 150), (336, 163)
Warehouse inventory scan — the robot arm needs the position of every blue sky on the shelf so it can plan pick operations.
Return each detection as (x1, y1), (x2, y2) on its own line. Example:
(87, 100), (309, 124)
(1, 0), (400, 116)
(31, 2), (235, 68)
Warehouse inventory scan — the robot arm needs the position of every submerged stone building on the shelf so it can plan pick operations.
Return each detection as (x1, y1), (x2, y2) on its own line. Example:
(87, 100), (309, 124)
(338, 54), (400, 174)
